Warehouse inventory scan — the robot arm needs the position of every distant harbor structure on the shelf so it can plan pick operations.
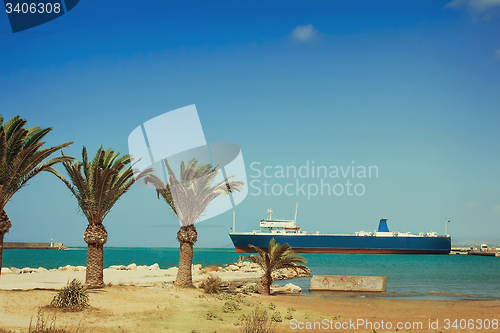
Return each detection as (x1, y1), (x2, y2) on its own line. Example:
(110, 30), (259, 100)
(450, 244), (499, 257)
(3, 242), (68, 250)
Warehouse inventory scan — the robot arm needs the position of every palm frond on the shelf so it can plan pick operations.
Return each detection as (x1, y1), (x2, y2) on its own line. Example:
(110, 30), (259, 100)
(245, 238), (308, 277)
(0, 115), (73, 210)
(51, 146), (146, 226)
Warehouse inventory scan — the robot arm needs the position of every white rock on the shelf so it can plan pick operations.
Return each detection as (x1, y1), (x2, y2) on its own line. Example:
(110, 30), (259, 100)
(1, 267), (12, 274)
(127, 263), (137, 270)
(49, 269), (57, 272)
(192, 264), (202, 270)
(284, 283), (302, 293)
(137, 265), (149, 270)
(109, 265), (128, 270)
(149, 263), (160, 270)
(75, 266), (86, 271)
(10, 267), (21, 274)
(20, 267), (36, 274)
(228, 265), (239, 271)
(37, 267), (49, 273)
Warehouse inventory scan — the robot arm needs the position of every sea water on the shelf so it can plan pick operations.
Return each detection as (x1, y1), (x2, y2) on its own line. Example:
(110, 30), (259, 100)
(3, 248), (499, 300)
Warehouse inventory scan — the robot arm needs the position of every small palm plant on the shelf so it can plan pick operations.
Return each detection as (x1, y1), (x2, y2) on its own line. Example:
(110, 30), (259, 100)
(51, 279), (89, 309)
(244, 238), (308, 295)
(49, 146), (149, 288)
(0, 115), (72, 282)
(145, 158), (244, 287)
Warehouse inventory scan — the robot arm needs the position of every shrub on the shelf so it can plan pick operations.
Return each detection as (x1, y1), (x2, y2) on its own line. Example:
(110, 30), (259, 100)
(200, 265), (219, 274)
(234, 293), (246, 303)
(239, 306), (276, 333)
(284, 308), (295, 320)
(206, 311), (217, 320)
(242, 284), (259, 294)
(271, 311), (282, 323)
(268, 303), (275, 310)
(205, 311), (223, 321)
(201, 276), (222, 294)
(50, 279), (89, 310)
(223, 300), (241, 313)
(215, 292), (233, 300)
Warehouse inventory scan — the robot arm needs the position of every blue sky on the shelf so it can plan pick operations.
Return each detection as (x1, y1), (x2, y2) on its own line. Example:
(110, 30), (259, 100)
(1, 0), (499, 247)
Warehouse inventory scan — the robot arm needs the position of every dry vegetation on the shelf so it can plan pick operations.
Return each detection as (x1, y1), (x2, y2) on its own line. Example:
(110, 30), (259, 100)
(50, 280), (89, 310)
(199, 265), (220, 274)
(2, 285), (499, 332)
(0, 284), (311, 332)
(200, 276), (221, 294)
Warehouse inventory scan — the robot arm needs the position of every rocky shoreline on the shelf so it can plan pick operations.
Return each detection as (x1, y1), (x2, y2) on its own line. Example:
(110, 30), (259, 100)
(1, 259), (309, 294)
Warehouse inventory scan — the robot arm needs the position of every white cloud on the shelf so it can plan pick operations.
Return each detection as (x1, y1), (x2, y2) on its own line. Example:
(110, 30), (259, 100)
(494, 204), (500, 211)
(471, 0), (500, 12)
(291, 24), (319, 42)
(445, 0), (500, 14)
(446, 0), (468, 8)
(466, 202), (480, 208)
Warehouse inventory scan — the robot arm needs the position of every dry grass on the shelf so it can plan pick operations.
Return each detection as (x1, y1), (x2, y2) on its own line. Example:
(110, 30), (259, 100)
(239, 305), (276, 333)
(28, 308), (86, 333)
(200, 265), (219, 274)
(50, 279), (89, 310)
(201, 276), (222, 294)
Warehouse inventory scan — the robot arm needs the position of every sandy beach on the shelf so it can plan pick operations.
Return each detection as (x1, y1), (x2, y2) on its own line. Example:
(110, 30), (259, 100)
(0, 265), (262, 291)
(1, 266), (499, 333)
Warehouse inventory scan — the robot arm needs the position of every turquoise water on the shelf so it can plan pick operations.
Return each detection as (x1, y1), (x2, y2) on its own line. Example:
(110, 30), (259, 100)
(3, 248), (499, 300)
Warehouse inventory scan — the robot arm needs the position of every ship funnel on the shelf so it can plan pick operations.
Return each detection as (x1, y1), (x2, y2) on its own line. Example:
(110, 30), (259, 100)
(378, 219), (389, 232)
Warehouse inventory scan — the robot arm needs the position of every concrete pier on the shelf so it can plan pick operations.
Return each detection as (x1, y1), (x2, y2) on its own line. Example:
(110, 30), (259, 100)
(3, 242), (68, 249)
(309, 275), (387, 292)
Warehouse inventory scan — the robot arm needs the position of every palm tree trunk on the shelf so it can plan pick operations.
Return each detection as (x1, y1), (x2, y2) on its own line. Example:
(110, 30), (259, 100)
(0, 233), (4, 282)
(259, 270), (272, 295)
(174, 225), (197, 287)
(0, 209), (12, 282)
(86, 243), (104, 287)
(83, 224), (108, 288)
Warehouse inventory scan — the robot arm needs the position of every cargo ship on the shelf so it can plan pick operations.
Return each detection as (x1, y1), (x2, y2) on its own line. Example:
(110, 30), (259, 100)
(228, 204), (451, 254)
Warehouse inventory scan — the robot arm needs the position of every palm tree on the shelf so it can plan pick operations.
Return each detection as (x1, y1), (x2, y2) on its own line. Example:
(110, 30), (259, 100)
(0, 115), (73, 281)
(244, 238), (308, 295)
(145, 158), (244, 287)
(48, 146), (148, 288)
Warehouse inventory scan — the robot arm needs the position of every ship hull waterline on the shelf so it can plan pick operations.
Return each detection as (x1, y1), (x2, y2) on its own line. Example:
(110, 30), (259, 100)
(229, 233), (451, 255)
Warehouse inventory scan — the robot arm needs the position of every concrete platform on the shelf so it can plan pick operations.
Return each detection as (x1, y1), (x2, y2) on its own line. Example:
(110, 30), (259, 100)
(309, 275), (387, 292)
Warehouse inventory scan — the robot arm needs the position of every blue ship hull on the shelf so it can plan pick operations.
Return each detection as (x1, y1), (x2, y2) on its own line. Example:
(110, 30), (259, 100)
(229, 233), (451, 254)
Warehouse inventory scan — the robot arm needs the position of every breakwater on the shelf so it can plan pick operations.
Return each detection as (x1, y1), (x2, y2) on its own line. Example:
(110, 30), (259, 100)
(3, 242), (68, 250)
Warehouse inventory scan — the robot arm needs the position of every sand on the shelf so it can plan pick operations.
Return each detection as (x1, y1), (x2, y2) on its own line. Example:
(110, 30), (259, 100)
(1, 269), (499, 332)
(0, 268), (262, 290)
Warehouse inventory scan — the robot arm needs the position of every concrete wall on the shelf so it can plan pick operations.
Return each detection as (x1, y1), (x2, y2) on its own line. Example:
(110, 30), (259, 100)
(3, 242), (66, 249)
(309, 275), (387, 292)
